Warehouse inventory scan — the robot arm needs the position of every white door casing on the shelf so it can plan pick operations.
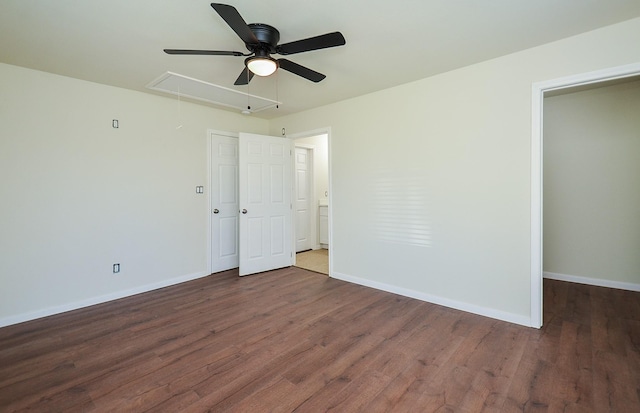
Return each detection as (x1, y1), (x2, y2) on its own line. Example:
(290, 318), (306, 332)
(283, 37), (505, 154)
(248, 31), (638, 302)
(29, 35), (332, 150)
(239, 133), (293, 276)
(210, 134), (239, 273)
(295, 146), (314, 252)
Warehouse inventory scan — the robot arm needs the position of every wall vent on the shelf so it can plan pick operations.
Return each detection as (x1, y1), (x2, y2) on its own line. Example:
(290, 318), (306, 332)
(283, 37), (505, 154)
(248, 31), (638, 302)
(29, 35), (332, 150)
(146, 72), (279, 113)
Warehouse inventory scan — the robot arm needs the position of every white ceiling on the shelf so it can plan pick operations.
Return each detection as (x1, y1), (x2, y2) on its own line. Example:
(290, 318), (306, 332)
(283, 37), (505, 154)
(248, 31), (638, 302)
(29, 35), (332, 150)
(2, 1), (640, 119)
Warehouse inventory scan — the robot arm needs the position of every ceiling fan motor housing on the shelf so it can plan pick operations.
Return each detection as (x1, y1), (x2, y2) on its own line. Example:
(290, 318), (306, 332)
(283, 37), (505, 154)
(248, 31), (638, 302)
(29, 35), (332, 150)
(247, 23), (280, 53)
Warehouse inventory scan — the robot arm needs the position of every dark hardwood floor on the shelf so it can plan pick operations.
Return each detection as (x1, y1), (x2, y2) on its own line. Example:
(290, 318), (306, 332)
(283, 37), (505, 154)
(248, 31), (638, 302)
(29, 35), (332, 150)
(1, 267), (639, 412)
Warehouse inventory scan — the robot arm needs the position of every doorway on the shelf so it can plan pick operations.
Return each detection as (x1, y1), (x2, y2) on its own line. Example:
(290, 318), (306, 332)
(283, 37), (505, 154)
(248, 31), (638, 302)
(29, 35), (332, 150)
(530, 63), (640, 328)
(543, 78), (640, 289)
(291, 131), (330, 275)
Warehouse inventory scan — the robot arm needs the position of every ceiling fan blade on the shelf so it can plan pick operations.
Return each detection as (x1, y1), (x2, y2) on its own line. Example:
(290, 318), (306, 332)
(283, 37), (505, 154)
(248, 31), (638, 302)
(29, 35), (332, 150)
(211, 3), (259, 45)
(164, 49), (244, 56)
(278, 59), (326, 82)
(276, 32), (345, 55)
(234, 67), (255, 85)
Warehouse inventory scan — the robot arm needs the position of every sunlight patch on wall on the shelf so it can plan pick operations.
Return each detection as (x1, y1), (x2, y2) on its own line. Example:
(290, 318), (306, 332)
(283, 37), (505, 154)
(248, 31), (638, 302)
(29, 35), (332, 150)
(369, 171), (432, 248)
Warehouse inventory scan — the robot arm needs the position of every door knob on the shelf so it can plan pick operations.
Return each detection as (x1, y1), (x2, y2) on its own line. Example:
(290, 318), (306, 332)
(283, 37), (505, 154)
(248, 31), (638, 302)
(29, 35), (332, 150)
(241, 209), (247, 214)
(213, 209), (219, 214)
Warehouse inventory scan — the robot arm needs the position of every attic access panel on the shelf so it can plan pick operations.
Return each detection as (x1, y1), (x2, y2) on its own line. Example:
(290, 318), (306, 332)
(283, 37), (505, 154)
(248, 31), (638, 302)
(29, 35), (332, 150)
(146, 72), (280, 113)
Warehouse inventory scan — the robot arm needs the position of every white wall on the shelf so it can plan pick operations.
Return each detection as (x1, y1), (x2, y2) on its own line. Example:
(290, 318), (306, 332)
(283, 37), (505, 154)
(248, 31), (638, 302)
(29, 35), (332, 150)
(269, 17), (640, 326)
(543, 80), (640, 288)
(0, 63), (268, 326)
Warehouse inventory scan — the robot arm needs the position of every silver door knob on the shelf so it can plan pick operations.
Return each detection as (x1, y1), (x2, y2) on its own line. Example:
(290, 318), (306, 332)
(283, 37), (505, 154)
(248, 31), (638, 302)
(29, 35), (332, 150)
(241, 209), (247, 214)
(213, 209), (219, 214)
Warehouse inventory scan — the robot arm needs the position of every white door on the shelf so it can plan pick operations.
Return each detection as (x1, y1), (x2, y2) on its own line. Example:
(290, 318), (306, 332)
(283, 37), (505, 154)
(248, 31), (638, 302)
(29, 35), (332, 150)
(210, 134), (239, 273)
(239, 133), (293, 276)
(295, 147), (314, 252)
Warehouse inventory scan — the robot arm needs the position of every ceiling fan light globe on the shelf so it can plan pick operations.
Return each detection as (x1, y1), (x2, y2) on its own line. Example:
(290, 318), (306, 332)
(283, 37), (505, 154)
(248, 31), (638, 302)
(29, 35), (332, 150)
(247, 56), (278, 76)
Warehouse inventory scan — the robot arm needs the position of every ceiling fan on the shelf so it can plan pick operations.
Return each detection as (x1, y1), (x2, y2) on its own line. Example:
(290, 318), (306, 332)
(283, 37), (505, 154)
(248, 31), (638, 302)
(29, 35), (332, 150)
(164, 3), (346, 86)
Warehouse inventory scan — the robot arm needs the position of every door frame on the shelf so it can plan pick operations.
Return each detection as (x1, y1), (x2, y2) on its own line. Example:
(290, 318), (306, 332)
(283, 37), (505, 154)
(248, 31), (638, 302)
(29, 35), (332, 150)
(207, 129), (239, 275)
(288, 128), (332, 275)
(530, 62), (640, 328)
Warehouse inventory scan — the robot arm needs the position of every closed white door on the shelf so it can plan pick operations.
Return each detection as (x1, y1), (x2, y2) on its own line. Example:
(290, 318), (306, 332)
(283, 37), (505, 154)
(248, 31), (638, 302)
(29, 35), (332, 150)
(210, 134), (239, 273)
(295, 147), (314, 252)
(239, 133), (293, 276)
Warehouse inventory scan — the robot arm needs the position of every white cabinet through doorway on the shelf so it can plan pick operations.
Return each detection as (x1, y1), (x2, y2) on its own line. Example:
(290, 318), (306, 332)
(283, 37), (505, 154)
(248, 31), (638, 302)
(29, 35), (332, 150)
(319, 203), (329, 247)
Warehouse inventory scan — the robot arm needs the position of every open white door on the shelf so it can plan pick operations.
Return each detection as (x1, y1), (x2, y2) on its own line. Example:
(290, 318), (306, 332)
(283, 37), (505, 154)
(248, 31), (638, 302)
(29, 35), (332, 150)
(295, 146), (314, 252)
(239, 133), (293, 276)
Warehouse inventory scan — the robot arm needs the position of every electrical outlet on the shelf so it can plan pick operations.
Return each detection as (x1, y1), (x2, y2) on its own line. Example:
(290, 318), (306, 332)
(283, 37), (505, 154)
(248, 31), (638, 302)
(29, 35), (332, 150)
(113, 263), (120, 273)
(112, 119), (119, 128)
(196, 186), (204, 194)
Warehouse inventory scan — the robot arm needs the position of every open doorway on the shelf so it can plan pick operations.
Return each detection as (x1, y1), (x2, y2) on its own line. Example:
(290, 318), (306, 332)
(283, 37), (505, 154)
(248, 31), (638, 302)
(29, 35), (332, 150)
(207, 128), (331, 276)
(291, 131), (330, 275)
(543, 78), (640, 288)
(530, 63), (640, 328)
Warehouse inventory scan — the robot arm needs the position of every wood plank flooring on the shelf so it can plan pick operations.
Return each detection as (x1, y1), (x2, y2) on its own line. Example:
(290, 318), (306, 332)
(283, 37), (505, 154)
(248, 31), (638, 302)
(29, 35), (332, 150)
(1, 267), (639, 412)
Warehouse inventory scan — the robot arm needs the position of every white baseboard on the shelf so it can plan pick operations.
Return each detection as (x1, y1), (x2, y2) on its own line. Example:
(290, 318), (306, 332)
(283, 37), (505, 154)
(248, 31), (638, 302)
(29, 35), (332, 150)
(0, 270), (210, 328)
(330, 271), (532, 327)
(543, 271), (640, 292)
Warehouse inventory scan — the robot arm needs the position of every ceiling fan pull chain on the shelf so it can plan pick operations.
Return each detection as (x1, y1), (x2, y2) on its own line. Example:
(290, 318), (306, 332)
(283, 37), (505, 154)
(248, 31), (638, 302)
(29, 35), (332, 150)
(276, 71), (279, 109)
(247, 71), (251, 110)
